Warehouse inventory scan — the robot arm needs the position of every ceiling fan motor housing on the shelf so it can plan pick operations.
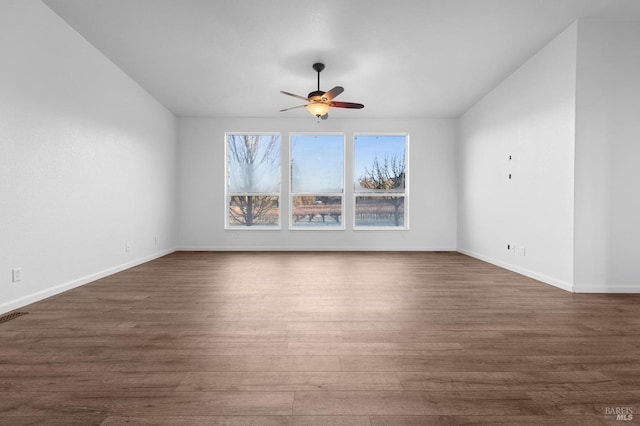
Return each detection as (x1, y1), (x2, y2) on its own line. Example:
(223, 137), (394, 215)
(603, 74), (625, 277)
(307, 90), (325, 99)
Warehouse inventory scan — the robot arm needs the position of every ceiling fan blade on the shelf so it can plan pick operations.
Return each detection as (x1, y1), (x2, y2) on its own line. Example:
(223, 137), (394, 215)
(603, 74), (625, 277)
(280, 91), (309, 102)
(323, 86), (344, 100)
(330, 101), (364, 109)
(280, 104), (307, 112)
(321, 113), (329, 120)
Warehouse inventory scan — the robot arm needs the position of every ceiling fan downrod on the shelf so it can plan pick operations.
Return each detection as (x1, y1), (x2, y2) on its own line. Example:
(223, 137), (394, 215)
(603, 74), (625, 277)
(310, 63), (325, 97)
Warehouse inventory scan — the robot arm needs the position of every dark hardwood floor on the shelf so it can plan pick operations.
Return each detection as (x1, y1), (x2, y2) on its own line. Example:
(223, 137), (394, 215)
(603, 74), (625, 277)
(1, 251), (639, 425)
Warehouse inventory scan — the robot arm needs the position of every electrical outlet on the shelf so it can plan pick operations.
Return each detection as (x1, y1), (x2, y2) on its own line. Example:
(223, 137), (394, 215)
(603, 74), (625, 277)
(12, 268), (22, 282)
(125, 243), (131, 252)
(519, 247), (526, 256)
(154, 236), (158, 246)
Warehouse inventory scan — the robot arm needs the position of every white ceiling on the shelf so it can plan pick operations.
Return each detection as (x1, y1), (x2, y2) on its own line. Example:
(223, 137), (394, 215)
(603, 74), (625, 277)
(43, 0), (640, 119)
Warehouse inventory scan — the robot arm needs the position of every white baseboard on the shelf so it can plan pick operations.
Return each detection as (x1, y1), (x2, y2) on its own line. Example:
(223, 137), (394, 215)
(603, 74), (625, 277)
(456, 248), (574, 293)
(571, 284), (640, 293)
(0, 248), (176, 315)
(177, 246), (457, 252)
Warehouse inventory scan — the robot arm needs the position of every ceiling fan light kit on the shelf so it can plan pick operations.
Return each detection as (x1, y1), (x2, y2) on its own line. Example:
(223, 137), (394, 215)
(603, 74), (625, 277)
(281, 63), (364, 120)
(306, 99), (330, 117)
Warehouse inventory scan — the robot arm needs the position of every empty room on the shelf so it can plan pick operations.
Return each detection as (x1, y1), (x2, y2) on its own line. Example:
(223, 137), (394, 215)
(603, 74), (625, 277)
(1, 0), (640, 425)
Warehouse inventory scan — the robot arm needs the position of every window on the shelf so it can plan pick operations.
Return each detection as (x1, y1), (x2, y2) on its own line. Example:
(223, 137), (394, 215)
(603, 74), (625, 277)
(225, 133), (280, 228)
(354, 134), (408, 229)
(290, 134), (344, 229)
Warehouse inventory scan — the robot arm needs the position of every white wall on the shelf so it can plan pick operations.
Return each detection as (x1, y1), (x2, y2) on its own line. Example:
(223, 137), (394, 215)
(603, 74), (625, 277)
(457, 24), (577, 291)
(178, 117), (457, 250)
(574, 20), (640, 292)
(0, 0), (178, 314)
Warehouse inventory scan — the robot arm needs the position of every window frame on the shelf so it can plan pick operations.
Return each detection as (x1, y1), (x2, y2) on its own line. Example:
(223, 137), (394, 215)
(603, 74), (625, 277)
(352, 133), (409, 231)
(289, 132), (346, 231)
(224, 132), (282, 230)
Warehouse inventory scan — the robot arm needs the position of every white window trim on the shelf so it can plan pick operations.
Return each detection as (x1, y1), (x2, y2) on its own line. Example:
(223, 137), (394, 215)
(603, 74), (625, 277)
(224, 132), (282, 230)
(352, 133), (409, 231)
(289, 132), (346, 231)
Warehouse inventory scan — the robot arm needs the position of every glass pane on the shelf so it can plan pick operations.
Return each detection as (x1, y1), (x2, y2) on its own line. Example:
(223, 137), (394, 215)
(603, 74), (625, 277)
(227, 134), (280, 193)
(228, 196), (279, 227)
(291, 134), (343, 193)
(355, 196), (405, 227)
(292, 196), (342, 227)
(354, 135), (406, 193)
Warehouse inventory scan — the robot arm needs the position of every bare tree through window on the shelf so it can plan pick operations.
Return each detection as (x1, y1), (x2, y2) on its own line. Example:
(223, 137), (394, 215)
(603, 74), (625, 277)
(226, 134), (280, 227)
(354, 134), (408, 228)
(358, 154), (406, 226)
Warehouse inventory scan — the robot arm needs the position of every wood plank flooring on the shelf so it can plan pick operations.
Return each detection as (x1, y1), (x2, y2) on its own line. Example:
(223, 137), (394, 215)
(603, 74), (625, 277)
(1, 251), (639, 425)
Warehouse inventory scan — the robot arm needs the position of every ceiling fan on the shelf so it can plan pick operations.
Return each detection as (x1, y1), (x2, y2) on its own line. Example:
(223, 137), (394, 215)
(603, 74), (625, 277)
(280, 63), (364, 120)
